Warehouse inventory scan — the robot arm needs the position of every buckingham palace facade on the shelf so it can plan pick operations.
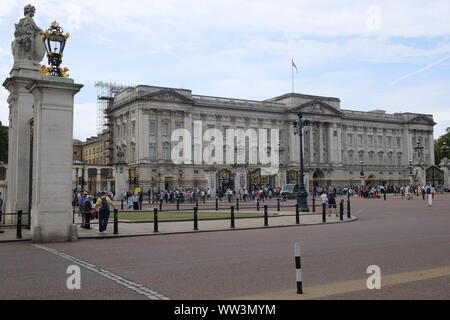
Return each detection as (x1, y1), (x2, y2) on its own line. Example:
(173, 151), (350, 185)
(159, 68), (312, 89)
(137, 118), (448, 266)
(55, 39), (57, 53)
(107, 85), (435, 196)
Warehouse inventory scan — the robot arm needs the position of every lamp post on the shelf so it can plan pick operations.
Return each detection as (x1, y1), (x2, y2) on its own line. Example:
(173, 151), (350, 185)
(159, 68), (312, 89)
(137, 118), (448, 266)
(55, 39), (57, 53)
(360, 160), (365, 186)
(441, 142), (449, 161)
(293, 113), (310, 212)
(41, 21), (70, 77)
(408, 159), (414, 184)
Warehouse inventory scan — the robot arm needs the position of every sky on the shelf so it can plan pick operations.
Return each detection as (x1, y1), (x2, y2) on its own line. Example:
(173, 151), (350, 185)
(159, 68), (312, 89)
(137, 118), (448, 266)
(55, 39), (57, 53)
(1, 0), (449, 141)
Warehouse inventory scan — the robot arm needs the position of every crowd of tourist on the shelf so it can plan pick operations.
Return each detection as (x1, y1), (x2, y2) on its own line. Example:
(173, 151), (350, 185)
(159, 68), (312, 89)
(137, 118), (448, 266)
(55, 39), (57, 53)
(72, 191), (115, 232)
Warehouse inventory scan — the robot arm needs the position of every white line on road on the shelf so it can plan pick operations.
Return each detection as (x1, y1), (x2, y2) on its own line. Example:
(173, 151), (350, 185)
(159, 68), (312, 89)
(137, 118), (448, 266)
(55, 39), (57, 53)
(33, 244), (170, 300)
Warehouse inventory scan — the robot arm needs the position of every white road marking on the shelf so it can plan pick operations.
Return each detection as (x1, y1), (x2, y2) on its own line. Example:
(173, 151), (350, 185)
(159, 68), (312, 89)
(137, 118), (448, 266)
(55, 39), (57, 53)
(33, 244), (170, 300)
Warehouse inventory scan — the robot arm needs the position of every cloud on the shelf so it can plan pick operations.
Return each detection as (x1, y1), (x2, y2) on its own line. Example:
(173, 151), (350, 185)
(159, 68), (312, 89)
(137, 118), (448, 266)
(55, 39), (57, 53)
(1, 0), (450, 141)
(73, 102), (99, 140)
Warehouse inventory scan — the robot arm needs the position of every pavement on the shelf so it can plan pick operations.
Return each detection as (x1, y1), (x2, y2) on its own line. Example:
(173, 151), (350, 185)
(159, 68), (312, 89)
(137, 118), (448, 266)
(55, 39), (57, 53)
(1, 193), (449, 300)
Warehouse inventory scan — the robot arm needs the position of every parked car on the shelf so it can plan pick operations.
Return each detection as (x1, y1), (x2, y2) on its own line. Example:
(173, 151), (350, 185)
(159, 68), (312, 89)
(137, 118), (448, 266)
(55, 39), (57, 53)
(280, 184), (299, 200)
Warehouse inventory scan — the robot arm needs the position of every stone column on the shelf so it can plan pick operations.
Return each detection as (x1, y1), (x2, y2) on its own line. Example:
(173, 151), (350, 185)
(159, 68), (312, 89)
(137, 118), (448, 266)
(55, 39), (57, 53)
(429, 131), (435, 165)
(156, 110), (162, 159)
(319, 122), (324, 163)
(337, 124), (343, 163)
(114, 162), (128, 200)
(309, 121), (314, 164)
(289, 124), (300, 164)
(27, 77), (83, 242)
(3, 76), (37, 216)
(96, 169), (102, 193)
(328, 122), (334, 163)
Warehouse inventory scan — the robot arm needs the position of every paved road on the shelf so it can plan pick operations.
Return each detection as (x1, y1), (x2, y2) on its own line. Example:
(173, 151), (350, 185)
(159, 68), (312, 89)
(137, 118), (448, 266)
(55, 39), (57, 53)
(1, 194), (449, 299)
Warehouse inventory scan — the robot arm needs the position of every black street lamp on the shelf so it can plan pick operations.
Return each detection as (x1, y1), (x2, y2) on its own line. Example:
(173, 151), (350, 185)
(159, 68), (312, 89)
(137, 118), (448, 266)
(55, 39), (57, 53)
(293, 113), (310, 212)
(441, 142), (449, 159)
(360, 160), (365, 177)
(41, 21), (69, 77)
(360, 160), (365, 186)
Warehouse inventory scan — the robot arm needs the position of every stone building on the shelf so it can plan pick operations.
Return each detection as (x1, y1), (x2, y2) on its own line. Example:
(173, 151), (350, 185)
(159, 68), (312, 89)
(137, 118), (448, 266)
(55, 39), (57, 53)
(71, 134), (114, 194)
(104, 85), (435, 196)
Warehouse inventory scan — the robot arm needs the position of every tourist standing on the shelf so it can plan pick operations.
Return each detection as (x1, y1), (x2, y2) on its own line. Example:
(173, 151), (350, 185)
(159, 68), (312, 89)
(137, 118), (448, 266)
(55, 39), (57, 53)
(96, 192), (115, 233)
(320, 191), (328, 212)
(132, 193), (139, 210)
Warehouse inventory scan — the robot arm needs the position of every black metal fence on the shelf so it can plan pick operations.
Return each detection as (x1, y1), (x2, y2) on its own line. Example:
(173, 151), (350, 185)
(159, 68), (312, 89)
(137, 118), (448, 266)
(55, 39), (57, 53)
(0, 210), (30, 239)
(72, 198), (353, 235)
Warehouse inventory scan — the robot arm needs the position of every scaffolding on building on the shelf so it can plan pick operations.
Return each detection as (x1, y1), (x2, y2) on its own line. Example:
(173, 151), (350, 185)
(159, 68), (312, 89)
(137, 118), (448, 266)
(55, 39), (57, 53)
(94, 81), (132, 165)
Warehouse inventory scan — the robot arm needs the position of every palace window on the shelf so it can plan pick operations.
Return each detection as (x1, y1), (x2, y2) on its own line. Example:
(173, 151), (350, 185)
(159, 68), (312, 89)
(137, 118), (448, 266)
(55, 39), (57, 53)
(162, 123), (170, 136)
(162, 143), (170, 160)
(149, 121), (156, 134)
(149, 146), (156, 161)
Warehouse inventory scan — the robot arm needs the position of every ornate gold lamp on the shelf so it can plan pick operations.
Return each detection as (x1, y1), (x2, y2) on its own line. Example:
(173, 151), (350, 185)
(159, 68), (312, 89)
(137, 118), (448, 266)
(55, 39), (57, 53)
(40, 20), (69, 77)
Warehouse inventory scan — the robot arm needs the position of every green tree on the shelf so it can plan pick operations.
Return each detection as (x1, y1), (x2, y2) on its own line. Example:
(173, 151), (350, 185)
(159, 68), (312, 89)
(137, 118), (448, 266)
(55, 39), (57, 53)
(434, 129), (450, 165)
(0, 121), (8, 163)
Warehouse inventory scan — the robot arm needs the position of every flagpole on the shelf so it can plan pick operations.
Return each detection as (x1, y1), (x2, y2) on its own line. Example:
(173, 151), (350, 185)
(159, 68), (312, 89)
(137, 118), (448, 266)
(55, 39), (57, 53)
(292, 58), (294, 93)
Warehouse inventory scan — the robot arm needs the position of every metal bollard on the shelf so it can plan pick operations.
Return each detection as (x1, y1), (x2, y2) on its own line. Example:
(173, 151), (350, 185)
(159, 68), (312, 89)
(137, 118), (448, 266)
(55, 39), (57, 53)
(340, 200), (344, 221)
(236, 198), (239, 212)
(322, 203), (326, 223)
(264, 205), (268, 227)
(121, 199), (124, 210)
(296, 204), (300, 224)
(277, 198), (280, 212)
(257, 199), (260, 211)
(16, 210), (22, 239)
(230, 206), (235, 229)
(193, 207), (198, 231)
(347, 199), (351, 219)
(294, 242), (303, 294)
(153, 208), (159, 233)
(215, 198), (219, 211)
(113, 208), (118, 235)
(384, 193), (386, 201)
(312, 197), (316, 213)
(72, 209), (75, 225)
(177, 199), (180, 211)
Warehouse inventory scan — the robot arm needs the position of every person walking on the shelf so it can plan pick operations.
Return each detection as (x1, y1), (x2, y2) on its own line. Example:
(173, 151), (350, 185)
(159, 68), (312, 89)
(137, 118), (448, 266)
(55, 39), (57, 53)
(96, 192), (115, 233)
(427, 185), (433, 207)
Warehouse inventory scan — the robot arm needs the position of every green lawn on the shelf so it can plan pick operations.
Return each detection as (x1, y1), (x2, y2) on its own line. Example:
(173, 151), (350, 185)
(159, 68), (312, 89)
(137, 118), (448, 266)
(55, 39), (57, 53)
(117, 211), (278, 221)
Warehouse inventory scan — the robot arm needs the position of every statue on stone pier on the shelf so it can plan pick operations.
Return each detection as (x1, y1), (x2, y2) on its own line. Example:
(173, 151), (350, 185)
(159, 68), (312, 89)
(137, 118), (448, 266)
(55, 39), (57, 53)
(11, 4), (45, 68)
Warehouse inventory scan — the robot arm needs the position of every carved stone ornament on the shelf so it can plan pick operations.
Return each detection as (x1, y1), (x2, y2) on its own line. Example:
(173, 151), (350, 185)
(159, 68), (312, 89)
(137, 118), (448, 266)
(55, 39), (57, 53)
(11, 4), (45, 68)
